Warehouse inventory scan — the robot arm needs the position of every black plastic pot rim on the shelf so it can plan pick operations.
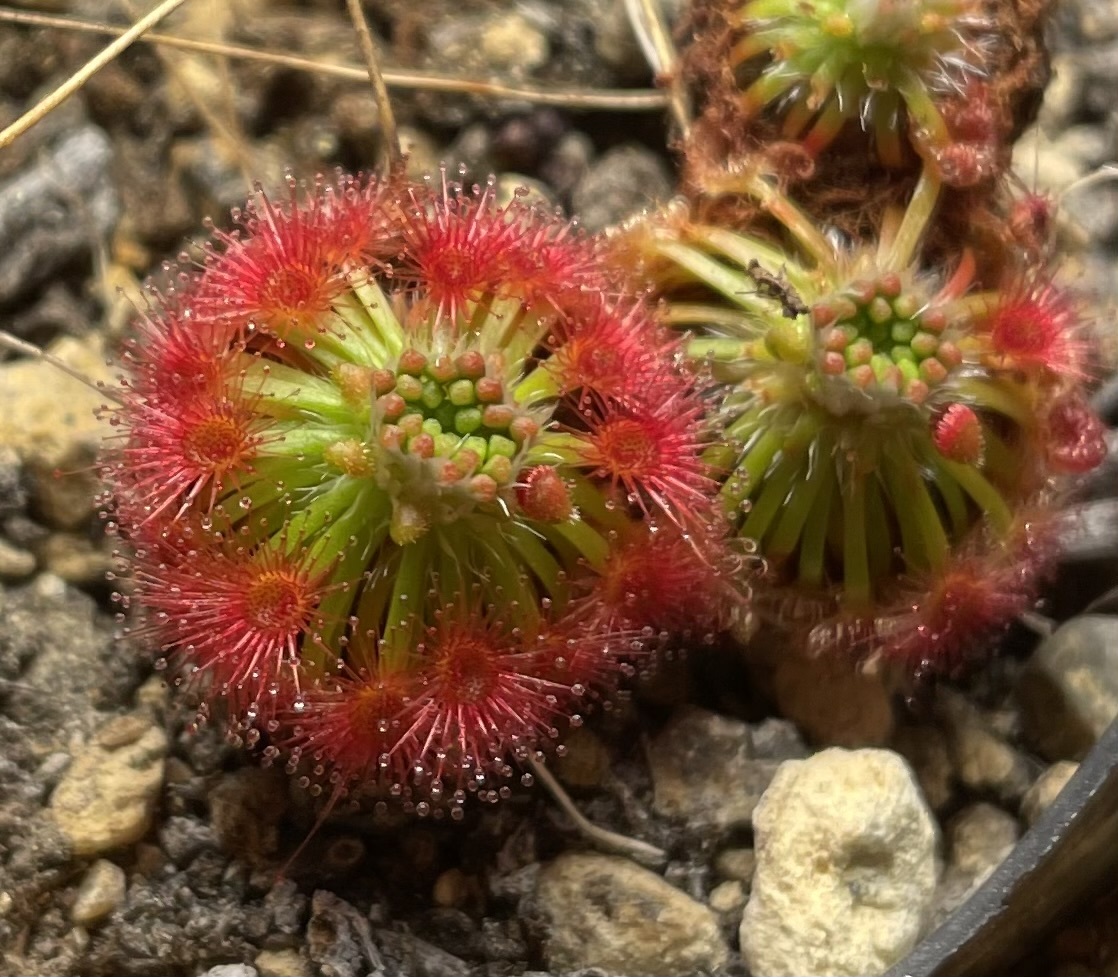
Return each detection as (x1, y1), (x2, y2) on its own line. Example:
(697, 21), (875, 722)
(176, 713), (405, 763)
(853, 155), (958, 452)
(887, 715), (1118, 977)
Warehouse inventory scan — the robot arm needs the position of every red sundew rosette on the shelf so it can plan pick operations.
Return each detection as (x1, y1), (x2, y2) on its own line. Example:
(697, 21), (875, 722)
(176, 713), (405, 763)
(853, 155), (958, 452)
(611, 161), (1107, 678)
(104, 170), (738, 810)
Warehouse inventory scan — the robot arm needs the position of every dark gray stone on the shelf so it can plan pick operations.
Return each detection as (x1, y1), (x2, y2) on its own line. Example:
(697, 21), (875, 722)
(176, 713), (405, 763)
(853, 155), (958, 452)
(572, 144), (673, 231)
(647, 706), (780, 834)
(159, 816), (219, 869)
(0, 125), (118, 306)
(306, 890), (383, 977)
(1018, 615), (1118, 759)
(376, 928), (472, 977)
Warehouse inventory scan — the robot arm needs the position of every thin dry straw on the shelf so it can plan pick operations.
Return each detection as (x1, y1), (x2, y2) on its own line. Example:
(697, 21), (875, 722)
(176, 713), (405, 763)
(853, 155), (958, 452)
(0, 6), (670, 115)
(344, 0), (402, 172)
(0, 0), (192, 151)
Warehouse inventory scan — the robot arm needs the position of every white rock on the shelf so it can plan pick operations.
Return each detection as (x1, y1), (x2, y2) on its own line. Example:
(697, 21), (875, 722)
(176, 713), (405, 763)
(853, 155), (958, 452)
(536, 852), (730, 976)
(741, 748), (938, 977)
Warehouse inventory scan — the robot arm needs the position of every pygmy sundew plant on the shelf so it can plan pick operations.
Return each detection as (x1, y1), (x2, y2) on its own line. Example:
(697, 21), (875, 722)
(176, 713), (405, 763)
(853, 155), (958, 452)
(682, 0), (1021, 186)
(616, 162), (1107, 676)
(104, 170), (739, 813)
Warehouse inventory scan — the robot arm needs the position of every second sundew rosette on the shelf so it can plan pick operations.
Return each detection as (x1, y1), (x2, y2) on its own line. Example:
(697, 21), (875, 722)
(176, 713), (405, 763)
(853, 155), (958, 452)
(680, 0), (1050, 189)
(106, 171), (738, 813)
(614, 163), (1107, 678)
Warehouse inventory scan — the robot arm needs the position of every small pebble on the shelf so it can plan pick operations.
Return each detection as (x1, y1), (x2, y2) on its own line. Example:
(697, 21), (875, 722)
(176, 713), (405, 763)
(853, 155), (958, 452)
(0, 444), (26, 517)
(947, 803), (1020, 879)
(95, 713), (152, 750)
(1018, 616), (1118, 759)
(433, 868), (471, 909)
(708, 879), (746, 915)
(307, 890), (382, 976)
(495, 173), (555, 210)
(70, 859), (126, 925)
(940, 691), (1035, 803)
(1021, 761), (1080, 826)
(0, 125), (118, 305)
(134, 675), (170, 719)
(39, 533), (112, 586)
(34, 752), (71, 789)
(0, 536), (35, 579)
(540, 131), (595, 199)
(1077, 1), (1118, 41)
(253, 949), (306, 977)
(479, 14), (550, 74)
(208, 768), (289, 866)
(374, 927), (471, 977)
(0, 334), (113, 528)
(398, 126), (441, 179)
(747, 717), (810, 760)
(131, 842), (166, 878)
(536, 852), (730, 976)
(712, 848), (755, 886)
(572, 144), (673, 231)
(50, 717), (167, 856)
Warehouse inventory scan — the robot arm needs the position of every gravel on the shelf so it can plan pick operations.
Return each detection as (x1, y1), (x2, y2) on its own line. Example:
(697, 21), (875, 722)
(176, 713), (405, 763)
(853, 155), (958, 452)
(0, 1), (1116, 975)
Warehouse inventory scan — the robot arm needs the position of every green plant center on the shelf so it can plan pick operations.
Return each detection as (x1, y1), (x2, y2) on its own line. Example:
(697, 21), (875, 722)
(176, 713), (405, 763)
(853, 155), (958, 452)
(372, 347), (538, 489)
(809, 274), (959, 404)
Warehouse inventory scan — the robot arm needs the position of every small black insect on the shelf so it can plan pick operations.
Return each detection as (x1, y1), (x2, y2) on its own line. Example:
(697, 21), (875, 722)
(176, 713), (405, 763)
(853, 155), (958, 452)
(745, 259), (809, 319)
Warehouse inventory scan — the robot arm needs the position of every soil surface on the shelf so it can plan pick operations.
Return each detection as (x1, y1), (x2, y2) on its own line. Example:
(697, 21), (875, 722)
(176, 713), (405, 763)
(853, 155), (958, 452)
(1, 2), (1117, 976)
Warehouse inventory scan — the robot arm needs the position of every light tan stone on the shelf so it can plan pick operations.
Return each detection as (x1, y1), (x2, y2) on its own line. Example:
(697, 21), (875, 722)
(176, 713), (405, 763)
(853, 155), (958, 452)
(50, 717), (167, 856)
(537, 853), (730, 976)
(741, 749), (938, 977)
